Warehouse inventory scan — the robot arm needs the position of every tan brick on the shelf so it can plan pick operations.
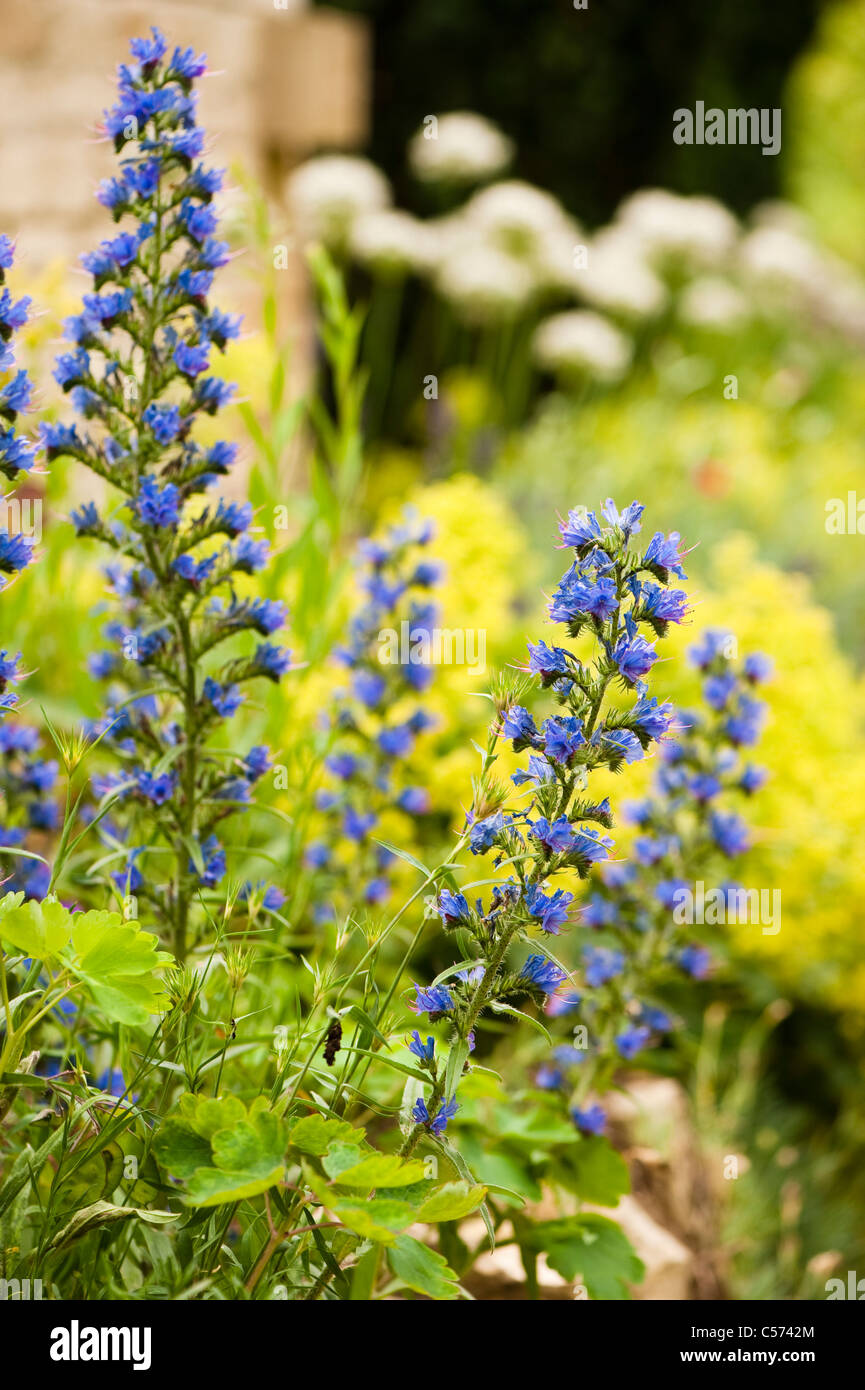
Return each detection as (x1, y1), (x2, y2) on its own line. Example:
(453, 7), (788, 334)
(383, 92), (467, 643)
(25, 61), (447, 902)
(255, 9), (369, 151)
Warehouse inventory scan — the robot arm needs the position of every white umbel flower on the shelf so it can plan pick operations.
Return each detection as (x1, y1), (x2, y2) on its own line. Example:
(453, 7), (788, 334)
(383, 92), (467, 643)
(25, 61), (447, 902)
(437, 244), (535, 323)
(463, 180), (583, 290)
(532, 310), (632, 382)
(350, 209), (440, 276)
(738, 224), (824, 294)
(286, 156), (391, 247)
(617, 188), (738, 267)
(678, 276), (749, 330)
(577, 228), (668, 319)
(409, 111), (514, 184)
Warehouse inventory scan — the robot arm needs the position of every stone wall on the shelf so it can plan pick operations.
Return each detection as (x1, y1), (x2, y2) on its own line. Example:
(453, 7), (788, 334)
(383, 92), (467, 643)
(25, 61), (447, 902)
(0, 0), (369, 267)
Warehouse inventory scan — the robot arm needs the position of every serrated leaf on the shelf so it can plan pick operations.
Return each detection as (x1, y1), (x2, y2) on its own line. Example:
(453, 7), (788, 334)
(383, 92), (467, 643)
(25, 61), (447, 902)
(332, 1197), (415, 1244)
(417, 1181), (487, 1223)
(543, 1215), (645, 1299)
(289, 1114), (364, 1156)
(388, 1233), (462, 1300)
(154, 1095), (289, 1207)
(332, 1154), (426, 1191)
(0, 897), (70, 960)
(153, 1120), (212, 1181)
(322, 1143), (365, 1179)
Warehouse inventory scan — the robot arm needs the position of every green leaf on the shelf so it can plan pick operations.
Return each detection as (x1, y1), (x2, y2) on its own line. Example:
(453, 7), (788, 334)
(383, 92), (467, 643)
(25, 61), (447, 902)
(332, 1154), (426, 1191)
(0, 898), (173, 1026)
(48, 1200), (174, 1251)
(0, 897), (70, 960)
(154, 1095), (289, 1207)
(68, 909), (173, 1025)
(417, 1181), (487, 1223)
(388, 1233), (462, 1300)
(350, 1243), (381, 1301)
(289, 1114), (363, 1156)
(443, 1039), (470, 1102)
(322, 1143), (365, 1179)
(371, 839), (431, 877)
(540, 1215), (645, 1299)
(153, 1120), (212, 1181)
(332, 1197), (415, 1245)
(556, 1136), (630, 1208)
(489, 1001), (552, 1045)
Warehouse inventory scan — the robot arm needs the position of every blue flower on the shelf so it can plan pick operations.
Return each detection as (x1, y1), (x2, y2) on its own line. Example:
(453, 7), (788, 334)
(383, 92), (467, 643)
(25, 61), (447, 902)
(546, 989), (581, 1017)
(559, 507), (602, 548)
(643, 530), (688, 579)
(630, 695), (676, 741)
(410, 982), (455, 1017)
(703, 672), (737, 710)
(535, 1063), (565, 1090)
(640, 1004), (674, 1033)
(305, 842), (331, 869)
(689, 772), (721, 802)
(174, 340), (210, 377)
(529, 815), (574, 855)
(353, 669), (386, 707)
(582, 946), (624, 987)
(572, 1104), (606, 1136)
(612, 628), (658, 684)
(519, 954), (568, 994)
(436, 890), (471, 926)
(640, 582), (689, 625)
(710, 810), (750, 857)
(136, 769), (178, 805)
(343, 806), (375, 841)
(378, 723), (414, 757)
(502, 704), (541, 750)
(743, 652), (773, 684)
(412, 1097), (458, 1136)
(0, 532), (33, 576)
(580, 894), (617, 927)
(549, 566), (618, 623)
(191, 835), (226, 889)
(203, 677), (243, 717)
(740, 763), (768, 795)
(679, 944), (711, 979)
(468, 810), (507, 854)
(724, 695), (764, 748)
(615, 1024), (651, 1059)
(526, 640), (570, 685)
(142, 402), (183, 445)
(687, 629), (730, 670)
(133, 476), (180, 528)
(525, 884), (574, 934)
(408, 1032), (435, 1063)
(253, 643), (293, 680)
(601, 498), (644, 537)
(542, 715), (584, 765)
(397, 786), (429, 815)
(601, 728), (644, 764)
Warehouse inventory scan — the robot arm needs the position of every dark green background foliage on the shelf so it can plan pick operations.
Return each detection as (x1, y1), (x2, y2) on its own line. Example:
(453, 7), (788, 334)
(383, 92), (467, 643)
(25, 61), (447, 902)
(320, 0), (821, 223)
